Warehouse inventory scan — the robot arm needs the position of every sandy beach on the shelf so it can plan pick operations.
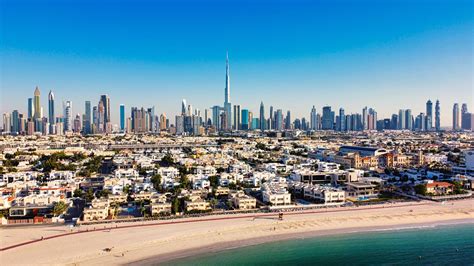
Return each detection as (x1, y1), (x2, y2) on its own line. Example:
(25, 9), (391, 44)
(1, 199), (473, 265)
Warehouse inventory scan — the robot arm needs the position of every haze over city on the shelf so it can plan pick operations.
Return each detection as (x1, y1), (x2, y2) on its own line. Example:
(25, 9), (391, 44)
(1, 0), (472, 127)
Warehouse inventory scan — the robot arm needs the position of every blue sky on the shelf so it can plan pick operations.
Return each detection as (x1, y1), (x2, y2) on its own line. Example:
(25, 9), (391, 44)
(1, 0), (472, 126)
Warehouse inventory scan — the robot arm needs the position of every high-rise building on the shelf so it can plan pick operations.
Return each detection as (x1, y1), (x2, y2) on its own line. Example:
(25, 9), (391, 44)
(269, 106), (274, 130)
(461, 103), (468, 129)
(233, 104), (241, 130)
(212, 105), (222, 130)
(100, 94), (110, 130)
(48, 90), (55, 127)
(435, 100), (441, 131)
(11, 110), (19, 134)
(322, 106), (334, 130)
(338, 108), (345, 131)
(259, 102), (265, 131)
(285, 110), (291, 130)
(181, 99), (187, 116)
(223, 52), (232, 130)
(310, 105), (317, 130)
(398, 110), (405, 130)
(33, 86), (41, 119)
(362, 106), (368, 130)
(241, 109), (249, 130)
(275, 109), (283, 131)
(426, 100), (433, 130)
(3, 113), (11, 133)
(453, 103), (460, 130)
(64, 101), (72, 132)
(120, 104), (125, 131)
(405, 109), (413, 130)
(27, 98), (34, 120)
(83, 101), (91, 134)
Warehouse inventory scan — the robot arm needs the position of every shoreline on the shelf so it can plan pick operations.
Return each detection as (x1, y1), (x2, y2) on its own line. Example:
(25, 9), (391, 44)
(1, 199), (473, 265)
(137, 218), (474, 265)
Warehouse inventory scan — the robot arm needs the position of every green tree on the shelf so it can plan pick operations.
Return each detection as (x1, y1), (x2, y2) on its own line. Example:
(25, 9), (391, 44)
(208, 175), (219, 189)
(171, 197), (180, 214)
(85, 188), (95, 202)
(414, 184), (427, 195)
(150, 174), (162, 191)
(52, 201), (68, 216)
(73, 189), (84, 198)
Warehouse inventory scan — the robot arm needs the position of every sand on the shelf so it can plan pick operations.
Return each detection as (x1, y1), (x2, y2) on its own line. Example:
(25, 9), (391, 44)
(1, 199), (473, 265)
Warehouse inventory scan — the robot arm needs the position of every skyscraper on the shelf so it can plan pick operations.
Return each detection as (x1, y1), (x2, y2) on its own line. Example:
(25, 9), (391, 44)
(84, 101), (91, 134)
(100, 94), (110, 130)
(322, 106), (334, 130)
(362, 106), (368, 130)
(339, 108), (345, 131)
(11, 110), (19, 134)
(64, 101), (72, 132)
(33, 86), (41, 119)
(398, 109), (405, 130)
(181, 99), (187, 116)
(120, 104), (125, 131)
(285, 110), (291, 130)
(241, 109), (249, 130)
(48, 90), (55, 127)
(405, 109), (413, 130)
(275, 109), (283, 130)
(461, 103), (468, 128)
(233, 104), (241, 130)
(453, 103), (460, 130)
(435, 100), (441, 131)
(223, 52), (232, 130)
(27, 98), (34, 120)
(310, 105), (317, 130)
(269, 106), (274, 130)
(426, 100), (433, 130)
(259, 102), (265, 131)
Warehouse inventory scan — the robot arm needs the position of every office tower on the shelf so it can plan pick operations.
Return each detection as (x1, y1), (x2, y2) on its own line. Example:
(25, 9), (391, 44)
(461, 112), (473, 131)
(269, 106), (274, 130)
(160, 113), (167, 131)
(27, 98), (34, 120)
(212, 105), (222, 130)
(180, 99), (187, 116)
(285, 110), (291, 130)
(241, 109), (249, 130)
(119, 104), (125, 131)
(223, 52), (232, 130)
(233, 104), (241, 130)
(426, 100), (433, 130)
(64, 101), (72, 132)
(84, 101), (91, 134)
(33, 86), (41, 119)
(398, 109), (405, 129)
(405, 109), (413, 130)
(48, 90), (55, 126)
(275, 109), (283, 130)
(11, 110), (19, 134)
(391, 114), (398, 130)
(362, 106), (368, 130)
(461, 103), (468, 129)
(416, 113), (426, 131)
(322, 106), (334, 130)
(73, 114), (82, 133)
(301, 117), (307, 130)
(453, 103), (460, 130)
(338, 108), (345, 131)
(435, 100), (441, 131)
(3, 113), (11, 133)
(259, 102), (265, 131)
(310, 106), (317, 130)
(383, 119), (391, 130)
(100, 95), (110, 130)
(367, 108), (377, 130)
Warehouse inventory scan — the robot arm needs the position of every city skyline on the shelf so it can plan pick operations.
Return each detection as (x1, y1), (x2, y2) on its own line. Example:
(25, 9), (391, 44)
(1, 0), (473, 127)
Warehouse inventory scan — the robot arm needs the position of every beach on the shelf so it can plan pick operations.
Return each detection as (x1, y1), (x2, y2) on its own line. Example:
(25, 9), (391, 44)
(1, 199), (473, 265)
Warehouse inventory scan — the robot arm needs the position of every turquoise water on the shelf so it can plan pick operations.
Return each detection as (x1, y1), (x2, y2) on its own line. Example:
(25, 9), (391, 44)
(164, 223), (474, 265)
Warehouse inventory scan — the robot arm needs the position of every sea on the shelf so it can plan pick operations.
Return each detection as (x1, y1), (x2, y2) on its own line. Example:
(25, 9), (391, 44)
(163, 223), (474, 265)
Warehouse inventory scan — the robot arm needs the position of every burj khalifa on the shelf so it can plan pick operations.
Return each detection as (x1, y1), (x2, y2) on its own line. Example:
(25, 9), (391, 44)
(223, 52), (232, 130)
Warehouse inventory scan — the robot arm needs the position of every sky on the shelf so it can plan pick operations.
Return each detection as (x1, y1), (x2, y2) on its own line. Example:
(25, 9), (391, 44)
(1, 0), (473, 127)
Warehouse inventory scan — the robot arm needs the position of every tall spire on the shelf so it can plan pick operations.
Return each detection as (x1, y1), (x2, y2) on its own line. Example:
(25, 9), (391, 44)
(225, 51), (230, 104)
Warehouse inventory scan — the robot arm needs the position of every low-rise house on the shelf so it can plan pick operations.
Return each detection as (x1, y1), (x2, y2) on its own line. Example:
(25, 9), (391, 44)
(425, 181), (454, 195)
(261, 182), (292, 206)
(150, 202), (172, 215)
(83, 198), (110, 221)
(345, 182), (379, 200)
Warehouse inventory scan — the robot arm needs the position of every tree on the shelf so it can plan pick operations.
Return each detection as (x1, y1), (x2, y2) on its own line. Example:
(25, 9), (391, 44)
(52, 201), (68, 216)
(161, 154), (174, 166)
(414, 184), (427, 196)
(208, 175), (219, 188)
(98, 189), (111, 198)
(256, 143), (266, 150)
(73, 189), (84, 198)
(151, 174), (162, 191)
(85, 188), (95, 202)
(171, 197), (180, 214)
